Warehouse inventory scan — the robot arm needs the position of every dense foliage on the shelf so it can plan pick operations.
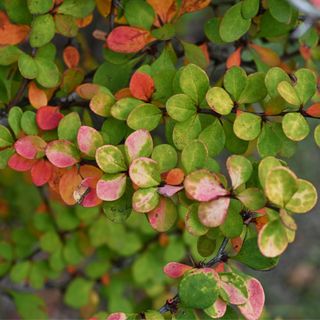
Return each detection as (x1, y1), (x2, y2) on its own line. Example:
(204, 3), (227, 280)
(0, 0), (320, 319)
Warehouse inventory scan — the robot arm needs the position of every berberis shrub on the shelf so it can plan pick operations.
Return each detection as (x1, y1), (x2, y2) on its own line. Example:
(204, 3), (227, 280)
(0, 0), (320, 319)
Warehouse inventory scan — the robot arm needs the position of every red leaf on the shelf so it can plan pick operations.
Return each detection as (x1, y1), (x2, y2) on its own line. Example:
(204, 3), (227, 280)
(226, 47), (242, 69)
(163, 262), (192, 278)
(106, 26), (155, 53)
(8, 153), (36, 172)
(306, 103), (320, 118)
(36, 106), (64, 131)
(129, 71), (155, 101)
(63, 46), (80, 68)
(107, 313), (127, 320)
(74, 177), (102, 207)
(31, 159), (53, 186)
(14, 136), (47, 160)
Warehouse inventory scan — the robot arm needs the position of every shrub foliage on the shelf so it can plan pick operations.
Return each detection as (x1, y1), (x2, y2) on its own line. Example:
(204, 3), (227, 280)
(0, 0), (320, 319)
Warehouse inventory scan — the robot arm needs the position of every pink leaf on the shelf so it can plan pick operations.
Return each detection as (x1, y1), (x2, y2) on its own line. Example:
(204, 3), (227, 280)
(46, 140), (80, 168)
(74, 177), (102, 207)
(124, 129), (153, 163)
(107, 313), (127, 320)
(158, 184), (184, 197)
(238, 277), (265, 320)
(129, 71), (155, 101)
(36, 106), (64, 131)
(8, 153), (36, 172)
(198, 197), (230, 227)
(14, 135), (46, 160)
(184, 169), (229, 202)
(77, 126), (103, 158)
(31, 159), (53, 186)
(163, 262), (192, 278)
(96, 173), (127, 201)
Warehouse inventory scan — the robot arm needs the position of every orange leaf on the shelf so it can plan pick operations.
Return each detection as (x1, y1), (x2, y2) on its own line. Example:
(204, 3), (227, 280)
(147, 0), (176, 25)
(28, 82), (48, 109)
(79, 164), (103, 180)
(0, 11), (30, 45)
(76, 14), (93, 28)
(76, 83), (100, 99)
(180, 0), (211, 14)
(115, 88), (133, 100)
(129, 71), (154, 101)
(306, 103), (320, 118)
(59, 166), (82, 205)
(95, 0), (112, 17)
(106, 26), (155, 53)
(249, 43), (280, 67)
(299, 45), (312, 61)
(48, 167), (68, 193)
(226, 47), (242, 69)
(199, 43), (210, 65)
(162, 168), (185, 186)
(63, 46), (80, 68)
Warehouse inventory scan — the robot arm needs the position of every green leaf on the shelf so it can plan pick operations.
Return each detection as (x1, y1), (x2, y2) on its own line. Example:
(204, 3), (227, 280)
(294, 68), (317, 105)
(226, 155), (253, 189)
(35, 57), (60, 88)
(257, 122), (282, 157)
(182, 41), (208, 69)
(277, 81), (300, 105)
(111, 97), (142, 120)
(219, 3), (251, 42)
(185, 204), (208, 236)
(166, 93), (197, 122)
(152, 23), (176, 40)
(314, 124), (320, 148)
(30, 14), (55, 48)
(282, 113), (309, 141)
(125, 0), (154, 30)
(18, 54), (38, 79)
(96, 145), (127, 173)
(258, 219), (288, 257)
(258, 156), (283, 188)
(4, 0), (32, 24)
(101, 118), (127, 145)
(127, 104), (162, 131)
(265, 166), (298, 207)
(197, 235), (216, 257)
(12, 292), (48, 320)
(10, 261), (31, 283)
(223, 119), (249, 154)
(21, 111), (38, 135)
(233, 112), (261, 141)
(173, 114), (202, 150)
(0, 46), (23, 65)
(223, 66), (247, 101)
(54, 14), (79, 37)
(40, 231), (62, 253)
(265, 67), (291, 98)
(132, 187), (159, 213)
(0, 124), (13, 147)
(57, 112), (81, 142)
(199, 119), (225, 157)
(238, 72), (267, 104)
(205, 18), (225, 44)
(179, 269), (219, 309)
(57, 0), (95, 18)
(103, 191), (132, 223)
(129, 157), (161, 188)
(27, 0), (53, 14)
(151, 144), (177, 173)
(179, 64), (209, 104)
(206, 87), (234, 115)
(233, 236), (279, 270)
(0, 148), (15, 169)
(220, 199), (243, 238)
(285, 179), (318, 214)
(237, 188), (266, 211)
(268, 0), (293, 24)
(64, 278), (94, 308)
(241, 0), (259, 19)
(181, 140), (208, 174)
